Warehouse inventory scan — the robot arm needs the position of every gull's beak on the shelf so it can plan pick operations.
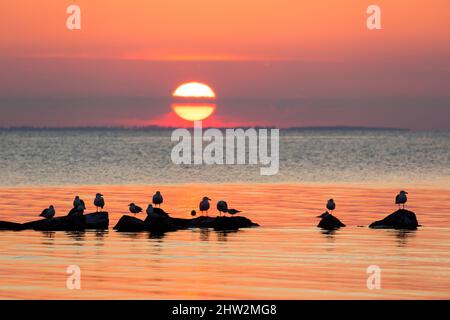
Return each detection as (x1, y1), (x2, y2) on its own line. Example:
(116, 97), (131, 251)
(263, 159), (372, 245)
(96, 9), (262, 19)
(207, 198), (211, 200)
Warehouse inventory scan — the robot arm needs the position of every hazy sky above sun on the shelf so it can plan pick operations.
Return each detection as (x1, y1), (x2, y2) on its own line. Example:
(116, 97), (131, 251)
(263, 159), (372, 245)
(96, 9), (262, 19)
(0, 0), (449, 128)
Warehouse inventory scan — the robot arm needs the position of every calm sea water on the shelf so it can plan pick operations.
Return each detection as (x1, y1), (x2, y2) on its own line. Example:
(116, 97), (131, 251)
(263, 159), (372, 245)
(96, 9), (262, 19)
(0, 128), (448, 187)
(0, 129), (449, 299)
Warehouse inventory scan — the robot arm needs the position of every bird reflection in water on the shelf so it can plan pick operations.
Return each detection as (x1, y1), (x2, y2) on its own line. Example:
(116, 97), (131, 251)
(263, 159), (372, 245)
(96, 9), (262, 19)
(149, 232), (167, 240)
(94, 230), (108, 246)
(216, 230), (239, 242)
(393, 229), (416, 247)
(319, 229), (338, 250)
(95, 230), (108, 239)
(65, 231), (86, 243)
(199, 228), (210, 241)
(121, 232), (145, 240)
(320, 229), (337, 238)
(40, 231), (56, 245)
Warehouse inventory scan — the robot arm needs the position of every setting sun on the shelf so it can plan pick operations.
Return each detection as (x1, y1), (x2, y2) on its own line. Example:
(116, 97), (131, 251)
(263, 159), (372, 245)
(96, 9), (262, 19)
(172, 82), (216, 121)
(172, 103), (216, 121)
(173, 82), (216, 98)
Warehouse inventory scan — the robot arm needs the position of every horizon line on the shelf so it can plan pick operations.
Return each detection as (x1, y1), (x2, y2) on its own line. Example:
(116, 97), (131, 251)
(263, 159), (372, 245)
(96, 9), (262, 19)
(0, 125), (415, 131)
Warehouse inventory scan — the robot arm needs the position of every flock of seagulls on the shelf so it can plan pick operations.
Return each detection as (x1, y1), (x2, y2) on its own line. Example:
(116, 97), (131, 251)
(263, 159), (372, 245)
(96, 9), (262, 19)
(128, 191), (161, 216)
(38, 190), (409, 221)
(193, 198), (241, 217)
(38, 189), (242, 220)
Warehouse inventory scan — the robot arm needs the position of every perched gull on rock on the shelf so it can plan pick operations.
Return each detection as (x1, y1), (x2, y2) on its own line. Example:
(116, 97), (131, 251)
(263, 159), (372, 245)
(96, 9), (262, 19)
(40, 205), (55, 219)
(326, 199), (336, 213)
(68, 197), (85, 216)
(73, 196), (86, 210)
(73, 196), (81, 208)
(152, 191), (163, 208)
(217, 200), (228, 217)
(216, 200), (241, 217)
(74, 196), (86, 211)
(395, 190), (408, 209)
(94, 193), (105, 212)
(199, 196), (211, 216)
(146, 204), (154, 216)
(129, 203), (143, 216)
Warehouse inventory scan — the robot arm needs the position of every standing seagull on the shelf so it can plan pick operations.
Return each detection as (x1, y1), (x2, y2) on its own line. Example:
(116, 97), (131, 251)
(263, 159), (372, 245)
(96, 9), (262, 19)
(80, 199), (86, 210)
(68, 203), (84, 216)
(146, 204), (154, 216)
(217, 200), (228, 217)
(199, 197), (211, 216)
(94, 193), (105, 212)
(129, 203), (143, 216)
(73, 196), (86, 210)
(395, 190), (408, 209)
(40, 205), (55, 219)
(152, 191), (163, 208)
(68, 196), (85, 216)
(326, 199), (336, 213)
(73, 196), (82, 208)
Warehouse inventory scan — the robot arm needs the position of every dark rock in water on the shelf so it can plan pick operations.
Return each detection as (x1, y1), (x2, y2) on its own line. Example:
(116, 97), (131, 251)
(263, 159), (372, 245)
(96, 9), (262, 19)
(85, 212), (109, 229)
(213, 216), (241, 231)
(115, 214), (187, 233)
(211, 216), (258, 231)
(144, 208), (170, 223)
(114, 212), (259, 233)
(67, 208), (84, 217)
(114, 215), (148, 232)
(0, 221), (25, 231)
(369, 209), (419, 230)
(171, 215), (259, 230)
(0, 212), (109, 231)
(22, 215), (85, 231)
(143, 208), (178, 232)
(154, 207), (169, 217)
(317, 214), (346, 230)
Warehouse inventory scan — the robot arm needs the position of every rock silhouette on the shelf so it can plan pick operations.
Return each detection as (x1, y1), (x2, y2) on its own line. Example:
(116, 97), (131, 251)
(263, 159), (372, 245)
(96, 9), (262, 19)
(0, 212), (109, 231)
(369, 209), (419, 230)
(317, 213), (346, 230)
(0, 221), (24, 231)
(114, 208), (259, 232)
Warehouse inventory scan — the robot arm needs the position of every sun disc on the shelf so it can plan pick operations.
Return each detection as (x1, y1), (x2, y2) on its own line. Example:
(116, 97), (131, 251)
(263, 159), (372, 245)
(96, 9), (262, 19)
(173, 82), (216, 98)
(172, 103), (216, 121)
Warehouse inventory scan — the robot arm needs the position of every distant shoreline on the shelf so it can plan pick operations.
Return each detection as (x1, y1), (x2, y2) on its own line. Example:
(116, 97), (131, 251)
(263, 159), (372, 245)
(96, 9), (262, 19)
(0, 126), (414, 131)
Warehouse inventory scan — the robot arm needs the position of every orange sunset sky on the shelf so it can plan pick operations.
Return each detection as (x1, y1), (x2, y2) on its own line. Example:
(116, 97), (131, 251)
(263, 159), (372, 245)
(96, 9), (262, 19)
(0, 0), (449, 128)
